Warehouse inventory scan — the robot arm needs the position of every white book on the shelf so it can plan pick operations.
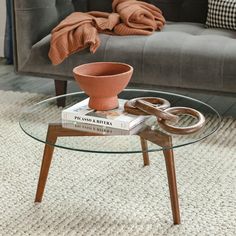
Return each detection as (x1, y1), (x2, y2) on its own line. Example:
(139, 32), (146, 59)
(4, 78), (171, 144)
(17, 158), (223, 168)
(61, 120), (146, 135)
(61, 98), (149, 130)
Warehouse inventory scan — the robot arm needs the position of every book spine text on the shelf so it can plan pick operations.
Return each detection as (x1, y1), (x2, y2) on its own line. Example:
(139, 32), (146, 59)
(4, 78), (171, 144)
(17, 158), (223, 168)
(62, 111), (130, 130)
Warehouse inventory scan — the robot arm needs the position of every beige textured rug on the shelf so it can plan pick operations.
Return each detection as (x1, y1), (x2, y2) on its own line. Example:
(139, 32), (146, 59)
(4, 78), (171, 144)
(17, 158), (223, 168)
(0, 90), (236, 236)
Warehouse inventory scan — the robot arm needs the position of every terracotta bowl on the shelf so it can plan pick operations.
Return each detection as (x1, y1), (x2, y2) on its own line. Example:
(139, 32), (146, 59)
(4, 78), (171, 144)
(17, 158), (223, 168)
(73, 62), (133, 110)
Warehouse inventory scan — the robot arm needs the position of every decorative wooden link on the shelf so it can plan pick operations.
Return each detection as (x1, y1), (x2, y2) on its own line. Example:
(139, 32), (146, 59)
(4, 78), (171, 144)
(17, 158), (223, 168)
(135, 99), (179, 122)
(158, 107), (206, 135)
(124, 97), (170, 115)
(124, 97), (205, 134)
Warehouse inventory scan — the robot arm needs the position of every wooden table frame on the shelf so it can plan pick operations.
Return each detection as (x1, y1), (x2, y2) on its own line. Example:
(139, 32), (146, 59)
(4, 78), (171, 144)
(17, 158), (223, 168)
(34, 123), (180, 225)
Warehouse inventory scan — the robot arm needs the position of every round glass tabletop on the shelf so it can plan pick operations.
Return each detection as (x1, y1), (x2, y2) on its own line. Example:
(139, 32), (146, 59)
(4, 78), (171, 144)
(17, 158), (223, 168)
(19, 89), (221, 154)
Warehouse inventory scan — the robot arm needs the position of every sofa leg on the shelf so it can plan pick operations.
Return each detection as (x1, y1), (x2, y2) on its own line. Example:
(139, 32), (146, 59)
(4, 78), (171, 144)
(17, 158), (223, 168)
(54, 80), (67, 107)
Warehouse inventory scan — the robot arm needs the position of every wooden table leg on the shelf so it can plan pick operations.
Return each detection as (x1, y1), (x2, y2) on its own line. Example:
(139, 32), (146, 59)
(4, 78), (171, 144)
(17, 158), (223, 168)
(35, 127), (57, 203)
(140, 137), (150, 166)
(54, 80), (67, 107)
(34, 123), (101, 203)
(163, 148), (181, 225)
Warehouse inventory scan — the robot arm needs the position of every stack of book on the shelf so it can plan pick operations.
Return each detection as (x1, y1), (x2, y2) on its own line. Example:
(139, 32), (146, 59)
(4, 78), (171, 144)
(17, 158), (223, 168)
(61, 98), (150, 135)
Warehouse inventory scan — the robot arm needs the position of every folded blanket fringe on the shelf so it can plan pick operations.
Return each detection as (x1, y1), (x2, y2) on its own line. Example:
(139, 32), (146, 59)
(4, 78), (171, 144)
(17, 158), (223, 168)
(49, 0), (165, 65)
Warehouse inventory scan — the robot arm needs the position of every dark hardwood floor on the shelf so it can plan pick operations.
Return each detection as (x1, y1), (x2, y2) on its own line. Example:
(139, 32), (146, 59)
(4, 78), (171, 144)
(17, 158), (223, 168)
(0, 58), (235, 117)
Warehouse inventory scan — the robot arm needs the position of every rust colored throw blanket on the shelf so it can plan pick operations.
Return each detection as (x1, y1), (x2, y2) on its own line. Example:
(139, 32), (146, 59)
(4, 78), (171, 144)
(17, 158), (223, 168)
(112, 0), (165, 35)
(49, 12), (120, 65)
(49, 0), (165, 65)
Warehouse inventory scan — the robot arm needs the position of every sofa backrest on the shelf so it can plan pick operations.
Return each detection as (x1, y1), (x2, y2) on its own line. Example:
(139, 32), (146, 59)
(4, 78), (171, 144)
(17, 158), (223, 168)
(72, 0), (208, 23)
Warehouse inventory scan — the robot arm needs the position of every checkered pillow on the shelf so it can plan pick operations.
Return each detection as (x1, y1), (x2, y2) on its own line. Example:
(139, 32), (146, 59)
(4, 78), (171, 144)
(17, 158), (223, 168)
(206, 0), (236, 30)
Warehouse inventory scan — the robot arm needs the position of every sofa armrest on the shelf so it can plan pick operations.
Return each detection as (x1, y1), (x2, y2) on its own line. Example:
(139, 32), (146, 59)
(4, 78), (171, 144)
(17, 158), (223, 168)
(12, 0), (74, 71)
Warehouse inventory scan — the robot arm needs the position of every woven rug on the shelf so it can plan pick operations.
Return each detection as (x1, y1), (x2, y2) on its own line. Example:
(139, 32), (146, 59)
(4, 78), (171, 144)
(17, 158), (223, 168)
(0, 90), (236, 236)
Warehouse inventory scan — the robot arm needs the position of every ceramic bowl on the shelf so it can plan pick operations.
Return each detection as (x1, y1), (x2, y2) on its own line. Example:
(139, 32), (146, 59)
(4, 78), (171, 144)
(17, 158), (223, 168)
(73, 62), (133, 110)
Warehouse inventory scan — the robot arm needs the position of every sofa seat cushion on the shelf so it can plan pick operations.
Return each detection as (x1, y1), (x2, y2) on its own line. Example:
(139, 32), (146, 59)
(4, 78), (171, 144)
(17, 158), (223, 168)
(23, 22), (236, 92)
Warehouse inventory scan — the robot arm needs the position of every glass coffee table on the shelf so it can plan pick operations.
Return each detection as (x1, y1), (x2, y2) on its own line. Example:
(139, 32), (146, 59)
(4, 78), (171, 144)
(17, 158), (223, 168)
(19, 89), (221, 225)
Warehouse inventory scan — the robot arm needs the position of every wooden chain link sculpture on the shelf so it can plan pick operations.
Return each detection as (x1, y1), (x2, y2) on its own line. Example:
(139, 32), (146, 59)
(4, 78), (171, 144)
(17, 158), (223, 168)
(124, 97), (206, 135)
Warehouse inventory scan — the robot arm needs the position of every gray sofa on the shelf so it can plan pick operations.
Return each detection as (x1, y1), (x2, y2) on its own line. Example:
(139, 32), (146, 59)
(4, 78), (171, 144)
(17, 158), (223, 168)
(12, 0), (236, 101)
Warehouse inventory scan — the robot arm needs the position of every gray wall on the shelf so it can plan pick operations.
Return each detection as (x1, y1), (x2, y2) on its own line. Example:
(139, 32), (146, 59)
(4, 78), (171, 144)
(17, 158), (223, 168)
(0, 0), (6, 57)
